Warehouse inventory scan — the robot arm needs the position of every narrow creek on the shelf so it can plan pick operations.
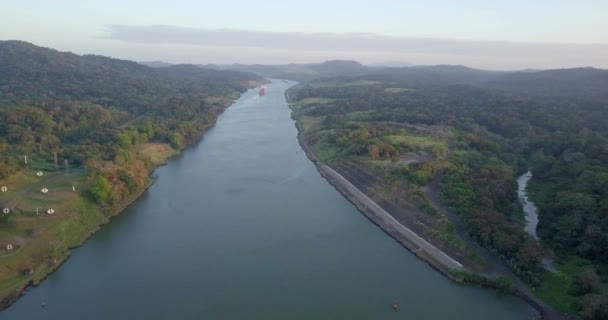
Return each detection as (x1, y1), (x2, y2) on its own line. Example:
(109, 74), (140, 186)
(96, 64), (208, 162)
(517, 170), (539, 239)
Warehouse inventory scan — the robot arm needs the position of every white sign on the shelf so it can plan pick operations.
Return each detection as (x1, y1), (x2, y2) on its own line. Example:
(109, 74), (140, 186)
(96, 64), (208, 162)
(2, 208), (9, 214)
(47, 208), (55, 215)
(41, 188), (49, 194)
(37, 171), (44, 177)
(6, 244), (13, 250)
(0, 186), (7, 192)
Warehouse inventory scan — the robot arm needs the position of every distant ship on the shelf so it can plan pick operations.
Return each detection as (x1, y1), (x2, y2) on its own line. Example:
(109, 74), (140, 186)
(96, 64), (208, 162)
(259, 86), (266, 96)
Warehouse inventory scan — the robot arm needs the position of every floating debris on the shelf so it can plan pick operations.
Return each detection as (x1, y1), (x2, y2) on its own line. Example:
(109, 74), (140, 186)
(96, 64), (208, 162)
(392, 302), (399, 310)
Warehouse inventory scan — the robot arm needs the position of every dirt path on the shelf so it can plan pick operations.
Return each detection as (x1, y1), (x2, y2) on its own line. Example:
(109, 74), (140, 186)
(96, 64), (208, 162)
(322, 164), (464, 270)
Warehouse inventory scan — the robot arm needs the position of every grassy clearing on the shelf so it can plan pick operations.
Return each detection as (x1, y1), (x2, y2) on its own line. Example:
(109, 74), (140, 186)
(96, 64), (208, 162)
(0, 173), (37, 199)
(384, 87), (416, 93)
(136, 143), (177, 166)
(309, 80), (381, 88)
(299, 97), (336, 106)
(299, 116), (324, 135)
(0, 170), (105, 302)
(385, 133), (447, 149)
(314, 140), (342, 162)
(536, 256), (590, 314)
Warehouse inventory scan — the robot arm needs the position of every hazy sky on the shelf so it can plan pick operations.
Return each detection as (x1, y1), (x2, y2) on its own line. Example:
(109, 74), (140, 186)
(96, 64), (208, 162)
(2, 0), (607, 69)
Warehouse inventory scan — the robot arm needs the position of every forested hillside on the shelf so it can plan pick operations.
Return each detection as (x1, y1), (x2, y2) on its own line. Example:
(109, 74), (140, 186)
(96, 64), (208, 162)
(287, 71), (608, 319)
(0, 41), (264, 307)
(0, 40), (262, 179)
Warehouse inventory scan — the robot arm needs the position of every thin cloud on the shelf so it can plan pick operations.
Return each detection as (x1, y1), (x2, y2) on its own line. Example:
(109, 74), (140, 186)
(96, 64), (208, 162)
(105, 25), (608, 69)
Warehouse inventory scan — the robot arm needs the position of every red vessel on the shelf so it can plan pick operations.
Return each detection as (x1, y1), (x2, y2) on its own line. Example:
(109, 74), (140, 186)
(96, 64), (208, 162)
(258, 86), (266, 96)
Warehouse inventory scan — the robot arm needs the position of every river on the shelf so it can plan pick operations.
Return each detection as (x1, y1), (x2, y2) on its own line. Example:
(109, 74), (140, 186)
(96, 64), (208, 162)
(1, 80), (536, 319)
(517, 171), (539, 239)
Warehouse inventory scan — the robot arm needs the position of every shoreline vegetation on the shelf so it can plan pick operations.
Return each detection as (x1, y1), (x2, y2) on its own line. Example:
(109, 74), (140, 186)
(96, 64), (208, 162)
(286, 80), (576, 319)
(292, 118), (564, 320)
(0, 91), (264, 310)
(0, 40), (267, 310)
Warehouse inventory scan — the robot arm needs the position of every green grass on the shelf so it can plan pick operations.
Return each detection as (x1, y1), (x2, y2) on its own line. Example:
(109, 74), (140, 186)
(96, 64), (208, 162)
(536, 256), (590, 314)
(309, 80), (381, 88)
(0, 170), (104, 301)
(298, 97), (336, 106)
(384, 87), (416, 93)
(0, 172), (37, 199)
(385, 134), (447, 149)
(136, 143), (177, 166)
(315, 142), (341, 162)
(299, 116), (323, 134)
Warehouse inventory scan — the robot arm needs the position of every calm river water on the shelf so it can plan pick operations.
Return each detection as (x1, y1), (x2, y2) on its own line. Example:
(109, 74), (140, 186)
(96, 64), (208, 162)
(1, 80), (536, 319)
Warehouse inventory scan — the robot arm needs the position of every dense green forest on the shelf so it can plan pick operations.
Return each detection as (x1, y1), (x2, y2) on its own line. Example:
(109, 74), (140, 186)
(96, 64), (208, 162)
(0, 40), (263, 202)
(0, 41), (263, 305)
(286, 68), (608, 319)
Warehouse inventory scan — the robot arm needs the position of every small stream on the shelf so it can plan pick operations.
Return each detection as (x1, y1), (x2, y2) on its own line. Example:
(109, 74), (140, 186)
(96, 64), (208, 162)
(517, 171), (539, 239)
(517, 170), (556, 272)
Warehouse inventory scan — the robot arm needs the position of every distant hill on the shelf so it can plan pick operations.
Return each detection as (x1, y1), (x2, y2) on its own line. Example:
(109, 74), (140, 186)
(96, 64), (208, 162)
(308, 60), (366, 76)
(217, 60), (370, 81)
(139, 60), (173, 68)
(218, 61), (509, 85)
(0, 41), (262, 109)
(485, 67), (608, 99)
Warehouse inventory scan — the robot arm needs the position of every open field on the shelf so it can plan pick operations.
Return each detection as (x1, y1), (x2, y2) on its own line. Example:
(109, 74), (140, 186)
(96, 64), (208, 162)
(384, 87), (416, 93)
(0, 170), (103, 301)
(309, 80), (381, 88)
(136, 143), (177, 166)
(385, 134), (447, 149)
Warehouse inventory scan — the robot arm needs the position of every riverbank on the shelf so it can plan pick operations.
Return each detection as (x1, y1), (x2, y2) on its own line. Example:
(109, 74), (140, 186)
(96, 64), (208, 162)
(291, 118), (566, 320)
(0, 86), (262, 311)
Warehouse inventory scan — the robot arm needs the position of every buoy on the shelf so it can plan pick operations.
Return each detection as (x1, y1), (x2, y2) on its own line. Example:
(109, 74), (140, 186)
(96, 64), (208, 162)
(392, 302), (399, 310)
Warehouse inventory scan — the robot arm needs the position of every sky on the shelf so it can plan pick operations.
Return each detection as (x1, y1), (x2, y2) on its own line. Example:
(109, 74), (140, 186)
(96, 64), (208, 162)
(1, 0), (607, 69)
